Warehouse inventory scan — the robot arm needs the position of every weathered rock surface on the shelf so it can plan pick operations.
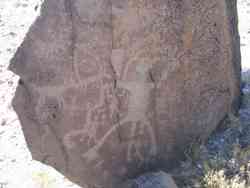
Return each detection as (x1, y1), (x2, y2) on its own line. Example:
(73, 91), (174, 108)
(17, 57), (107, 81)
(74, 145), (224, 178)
(9, 0), (241, 187)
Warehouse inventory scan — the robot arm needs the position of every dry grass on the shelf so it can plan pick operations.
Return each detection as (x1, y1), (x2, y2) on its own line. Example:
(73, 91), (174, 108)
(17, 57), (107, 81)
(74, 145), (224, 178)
(202, 170), (245, 188)
(32, 171), (56, 188)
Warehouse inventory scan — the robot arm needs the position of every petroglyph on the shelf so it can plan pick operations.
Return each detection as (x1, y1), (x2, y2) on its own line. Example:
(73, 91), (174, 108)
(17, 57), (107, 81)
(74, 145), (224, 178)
(63, 62), (158, 165)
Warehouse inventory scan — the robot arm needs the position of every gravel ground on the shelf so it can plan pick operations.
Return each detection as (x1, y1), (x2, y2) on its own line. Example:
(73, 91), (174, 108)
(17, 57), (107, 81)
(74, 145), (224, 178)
(0, 1), (249, 188)
(0, 0), (80, 187)
(238, 0), (250, 71)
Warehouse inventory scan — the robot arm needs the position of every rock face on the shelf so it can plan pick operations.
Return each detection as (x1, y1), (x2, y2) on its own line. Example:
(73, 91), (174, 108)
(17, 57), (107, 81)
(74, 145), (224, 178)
(9, 0), (241, 187)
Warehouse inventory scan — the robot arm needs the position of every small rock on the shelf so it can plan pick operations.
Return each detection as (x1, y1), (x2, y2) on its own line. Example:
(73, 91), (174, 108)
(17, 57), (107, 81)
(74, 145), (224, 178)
(9, 32), (16, 37)
(6, 48), (12, 52)
(34, 5), (39, 11)
(122, 171), (178, 188)
(1, 119), (6, 126)
(8, 80), (13, 86)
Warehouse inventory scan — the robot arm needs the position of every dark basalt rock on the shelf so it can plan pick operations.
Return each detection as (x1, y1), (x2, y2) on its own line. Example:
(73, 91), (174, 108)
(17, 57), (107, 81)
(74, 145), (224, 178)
(9, 0), (241, 187)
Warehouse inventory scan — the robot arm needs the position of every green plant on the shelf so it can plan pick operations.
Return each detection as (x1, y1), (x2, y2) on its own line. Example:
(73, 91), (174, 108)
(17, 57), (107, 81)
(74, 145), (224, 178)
(184, 137), (205, 164)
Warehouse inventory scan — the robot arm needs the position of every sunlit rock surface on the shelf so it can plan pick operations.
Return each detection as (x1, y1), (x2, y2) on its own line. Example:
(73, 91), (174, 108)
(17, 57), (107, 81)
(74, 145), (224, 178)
(9, 0), (241, 187)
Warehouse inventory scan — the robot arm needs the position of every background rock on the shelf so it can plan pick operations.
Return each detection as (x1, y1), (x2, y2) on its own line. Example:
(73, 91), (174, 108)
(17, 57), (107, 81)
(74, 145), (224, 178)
(122, 171), (178, 188)
(8, 0), (241, 187)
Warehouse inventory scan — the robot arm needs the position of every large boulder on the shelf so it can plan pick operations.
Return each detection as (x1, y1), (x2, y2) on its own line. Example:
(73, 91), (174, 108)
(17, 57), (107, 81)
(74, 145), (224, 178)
(9, 0), (241, 187)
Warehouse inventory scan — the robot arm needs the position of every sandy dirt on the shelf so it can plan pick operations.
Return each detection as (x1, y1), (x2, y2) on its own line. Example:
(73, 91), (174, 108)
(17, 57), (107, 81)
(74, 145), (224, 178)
(0, 1), (249, 188)
(0, 0), (80, 187)
(238, 0), (250, 70)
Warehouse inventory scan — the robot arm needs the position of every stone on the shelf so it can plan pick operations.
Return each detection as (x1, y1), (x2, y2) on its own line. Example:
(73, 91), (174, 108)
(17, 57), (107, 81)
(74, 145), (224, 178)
(122, 171), (178, 188)
(9, 0), (241, 187)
